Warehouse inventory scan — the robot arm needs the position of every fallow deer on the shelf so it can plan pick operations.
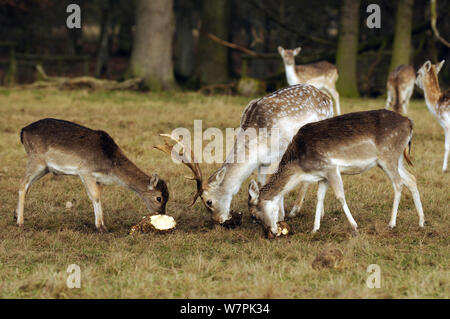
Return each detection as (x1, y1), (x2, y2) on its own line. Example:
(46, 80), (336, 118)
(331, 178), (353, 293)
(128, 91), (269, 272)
(156, 84), (333, 225)
(385, 64), (416, 115)
(278, 46), (341, 115)
(415, 60), (449, 172)
(248, 110), (425, 238)
(16, 118), (169, 232)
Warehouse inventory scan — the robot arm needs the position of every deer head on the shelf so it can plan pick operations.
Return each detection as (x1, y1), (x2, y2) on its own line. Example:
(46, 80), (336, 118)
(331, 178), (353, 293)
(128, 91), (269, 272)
(140, 173), (169, 214)
(415, 60), (445, 90)
(155, 134), (233, 224)
(278, 46), (301, 66)
(248, 179), (281, 236)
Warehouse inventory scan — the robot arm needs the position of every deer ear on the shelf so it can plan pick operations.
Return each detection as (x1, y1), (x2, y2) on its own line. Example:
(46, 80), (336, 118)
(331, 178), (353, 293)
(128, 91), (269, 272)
(436, 60), (445, 74)
(148, 173), (159, 190)
(248, 180), (260, 202)
(278, 46), (284, 55)
(210, 167), (226, 186)
(424, 61), (432, 72)
(293, 47), (301, 56)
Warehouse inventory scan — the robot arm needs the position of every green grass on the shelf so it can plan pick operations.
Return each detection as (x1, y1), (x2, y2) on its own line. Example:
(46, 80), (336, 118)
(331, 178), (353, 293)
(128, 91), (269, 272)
(0, 88), (448, 298)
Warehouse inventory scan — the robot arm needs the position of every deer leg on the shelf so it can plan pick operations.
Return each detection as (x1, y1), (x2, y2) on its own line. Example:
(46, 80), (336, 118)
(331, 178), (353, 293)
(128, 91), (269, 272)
(330, 87), (341, 115)
(398, 162), (425, 227)
(385, 88), (393, 110)
(328, 169), (358, 232)
(402, 85), (413, 115)
(288, 182), (309, 218)
(378, 161), (404, 228)
(312, 180), (328, 233)
(443, 129), (449, 172)
(257, 165), (267, 186)
(278, 196), (285, 221)
(80, 175), (107, 232)
(16, 159), (48, 227)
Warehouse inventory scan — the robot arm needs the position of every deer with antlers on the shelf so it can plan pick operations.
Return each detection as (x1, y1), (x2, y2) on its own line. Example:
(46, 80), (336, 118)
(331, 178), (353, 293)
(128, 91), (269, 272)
(415, 60), (449, 172)
(16, 118), (169, 231)
(278, 46), (341, 115)
(385, 64), (416, 115)
(248, 110), (425, 238)
(156, 84), (334, 225)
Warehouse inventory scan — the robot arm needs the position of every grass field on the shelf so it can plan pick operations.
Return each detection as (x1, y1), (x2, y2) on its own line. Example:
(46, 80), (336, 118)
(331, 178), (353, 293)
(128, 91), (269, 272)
(0, 88), (448, 298)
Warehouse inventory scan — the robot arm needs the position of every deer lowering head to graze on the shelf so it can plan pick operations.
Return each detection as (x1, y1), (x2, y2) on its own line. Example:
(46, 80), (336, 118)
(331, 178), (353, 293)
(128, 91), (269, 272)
(278, 46), (340, 115)
(16, 118), (169, 232)
(248, 110), (425, 238)
(156, 84), (333, 225)
(385, 64), (416, 115)
(415, 60), (450, 172)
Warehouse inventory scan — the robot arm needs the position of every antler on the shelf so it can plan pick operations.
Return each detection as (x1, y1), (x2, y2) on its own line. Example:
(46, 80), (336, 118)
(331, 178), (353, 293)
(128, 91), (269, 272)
(154, 134), (203, 207)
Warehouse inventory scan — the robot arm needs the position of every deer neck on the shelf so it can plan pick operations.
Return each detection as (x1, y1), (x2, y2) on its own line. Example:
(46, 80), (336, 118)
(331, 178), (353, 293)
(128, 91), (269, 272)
(283, 63), (300, 85)
(218, 161), (260, 196)
(260, 164), (302, 201)
(423, 75), (442, 116)
(112, 157), (150, 195)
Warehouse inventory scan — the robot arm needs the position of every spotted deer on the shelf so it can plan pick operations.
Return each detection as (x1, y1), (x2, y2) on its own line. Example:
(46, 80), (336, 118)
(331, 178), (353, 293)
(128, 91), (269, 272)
(156, 84), (333, 225)
(278, 46), (340, 115)
(16, 118), (169, 232)
(248, 110), (425, 238)
(415, 60), (450, 172)
(385, 64), (416, 115)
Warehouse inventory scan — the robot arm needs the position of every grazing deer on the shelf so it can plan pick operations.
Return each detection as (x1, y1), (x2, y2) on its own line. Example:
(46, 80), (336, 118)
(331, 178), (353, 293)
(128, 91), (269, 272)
(278, 46), (341, 115)
(248, 110), (425, 238)
(415, 60), (450, 172)
(16, 118), (169, 232)
(385, 64), (416, 115)
(156, 84), (333, 225)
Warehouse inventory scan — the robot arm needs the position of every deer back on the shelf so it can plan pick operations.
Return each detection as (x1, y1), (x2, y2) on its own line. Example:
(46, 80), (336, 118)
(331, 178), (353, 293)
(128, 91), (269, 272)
(240, 84), (333, 130)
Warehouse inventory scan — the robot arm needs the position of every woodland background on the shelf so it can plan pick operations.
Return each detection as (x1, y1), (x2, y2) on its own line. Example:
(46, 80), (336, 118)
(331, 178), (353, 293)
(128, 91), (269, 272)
(0, 0), (449, 97)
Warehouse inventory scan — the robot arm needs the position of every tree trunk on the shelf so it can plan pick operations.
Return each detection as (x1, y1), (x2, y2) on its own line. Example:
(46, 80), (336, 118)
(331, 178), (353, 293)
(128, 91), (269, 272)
(389, 0), (414, 73)
(174, 0), (197, 81)
(130, 0), (177, 91)
(193, 0), (230, 85)
(336, 0), (360, 97)
(95, 0), (113, 77)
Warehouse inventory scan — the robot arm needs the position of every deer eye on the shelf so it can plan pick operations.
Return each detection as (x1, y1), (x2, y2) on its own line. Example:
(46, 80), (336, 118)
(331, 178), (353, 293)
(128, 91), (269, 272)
(206, 200), (212, 207)
(156, 196), (162, 202)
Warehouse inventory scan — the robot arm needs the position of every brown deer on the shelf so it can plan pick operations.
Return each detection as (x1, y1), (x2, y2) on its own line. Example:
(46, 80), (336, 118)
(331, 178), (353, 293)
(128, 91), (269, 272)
(16, 118), (169, 232)
(156, 84), (334, 225)
(385, 64), (416, 115)
(415, 60), (449, 172)
(248, 110), (425, 238)
(278, 46), (341, 115)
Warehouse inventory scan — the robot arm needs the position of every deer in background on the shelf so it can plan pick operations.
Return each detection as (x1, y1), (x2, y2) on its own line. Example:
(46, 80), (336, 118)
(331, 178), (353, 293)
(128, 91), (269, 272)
(16, 118), (169, 232)
(278, 46), (341, 115)
(385, 64), (416, 115)
(248, 110), (425, 238)
(415, 60), (449, 172)
(156, 84), (333, 225)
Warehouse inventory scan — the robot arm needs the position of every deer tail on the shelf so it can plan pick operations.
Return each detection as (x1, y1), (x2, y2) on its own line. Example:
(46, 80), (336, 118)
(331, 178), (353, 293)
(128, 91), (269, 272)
(403, 135), (413, 166)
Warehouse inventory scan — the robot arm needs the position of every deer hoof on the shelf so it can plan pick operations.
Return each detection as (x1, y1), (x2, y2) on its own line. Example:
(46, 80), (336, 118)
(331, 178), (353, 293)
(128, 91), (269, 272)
(97, 225), (108, 233)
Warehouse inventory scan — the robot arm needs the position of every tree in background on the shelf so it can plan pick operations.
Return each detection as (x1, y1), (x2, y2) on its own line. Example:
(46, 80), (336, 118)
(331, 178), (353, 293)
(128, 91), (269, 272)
(95, 0), (114, 77)
(389, 0), (414, 72)
(193, 0), (230, 85)
(174, 0), (200, 82)
(129, 0), (176, 90)
(335, 0), (360, 97)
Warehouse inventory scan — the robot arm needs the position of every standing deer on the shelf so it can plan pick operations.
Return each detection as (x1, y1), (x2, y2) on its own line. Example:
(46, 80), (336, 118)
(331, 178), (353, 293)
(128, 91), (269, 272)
(248, 110), (425, 238)
(156, 84), (333, 225)
(16, 118), (169, 232)
(385, 64), (416, 115)
(278, 46), (341, 115)
(415, 60), (449, 172)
